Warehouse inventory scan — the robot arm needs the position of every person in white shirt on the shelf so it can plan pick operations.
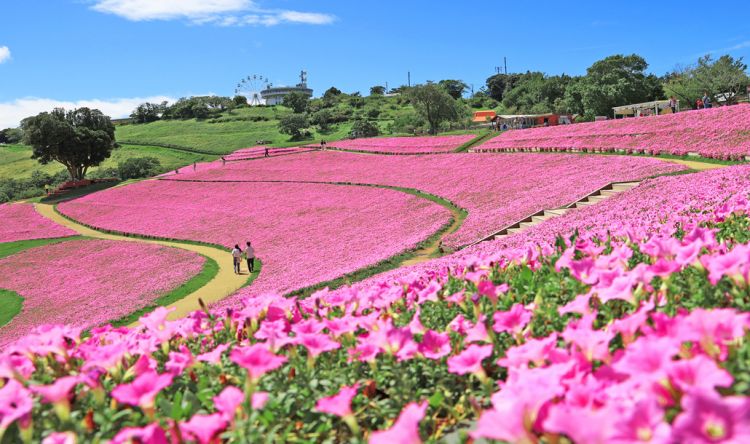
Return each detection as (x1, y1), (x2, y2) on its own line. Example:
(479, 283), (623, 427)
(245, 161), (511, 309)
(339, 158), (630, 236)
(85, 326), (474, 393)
(231, 244), (242, 274)
(244, 241), (255, 273)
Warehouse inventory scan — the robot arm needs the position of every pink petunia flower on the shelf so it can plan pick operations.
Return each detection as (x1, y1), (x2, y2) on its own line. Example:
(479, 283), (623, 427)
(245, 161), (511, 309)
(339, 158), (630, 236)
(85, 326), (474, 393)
(230, 343), (287, 381)
(196, 343), (230, 365)
(315, 383), (359, 418)
(369, 402), (427, 444)
(447, 344), (493, 376)
(213, 386), (244, 421)
(417, 330), (451, 360)
(41, 432), (76, 444)
(492, 303), (533, 335)
(0, 379), (34, 432)
(671, 392), (750, 443)
(179, 413), (227, 444)
(296, 333), (341, 358)
(111, 370), (173, 410)
(109, 423), (169, 444)
(252, 392), (269, 410)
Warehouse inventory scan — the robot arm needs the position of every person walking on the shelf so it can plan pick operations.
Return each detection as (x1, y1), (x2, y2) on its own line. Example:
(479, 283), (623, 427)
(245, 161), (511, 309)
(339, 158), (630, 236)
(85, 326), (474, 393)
(668, 96), (678, 114)
(320, 140), (327, 150)
(221, 156), (226, 166)
(244, 241), (255, 273)
(193, 162), (197, 171)
(264, 148), (269, 157)
(696, 98), (703, 110)
(702, 91), (712, 109)
(231, 244), (242, 274)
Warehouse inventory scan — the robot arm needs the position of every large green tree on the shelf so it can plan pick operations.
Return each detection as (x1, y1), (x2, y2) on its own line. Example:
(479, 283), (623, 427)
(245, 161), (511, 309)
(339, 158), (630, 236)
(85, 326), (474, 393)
(278, 113), (309, 140)
(579, 54), (663, 118)
(21, 107), (116, 181)
(407, 84), (465, 135)
(283, 92), (310, 113)
(438, 79), (468, 99)
(664, 55), (749, 108)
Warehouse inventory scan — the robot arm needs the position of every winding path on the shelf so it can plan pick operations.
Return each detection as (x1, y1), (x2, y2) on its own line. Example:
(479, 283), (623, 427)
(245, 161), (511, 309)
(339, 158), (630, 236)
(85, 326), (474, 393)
(34, 203), (249, 322)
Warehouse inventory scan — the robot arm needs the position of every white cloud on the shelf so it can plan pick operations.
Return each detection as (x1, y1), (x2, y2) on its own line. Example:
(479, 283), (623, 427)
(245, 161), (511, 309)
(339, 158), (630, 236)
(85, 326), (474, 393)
(91, 0), (251, 21)
(0, 46), (10, 64)
(89, 0), (336, 26)
(0, 96), (175, 129)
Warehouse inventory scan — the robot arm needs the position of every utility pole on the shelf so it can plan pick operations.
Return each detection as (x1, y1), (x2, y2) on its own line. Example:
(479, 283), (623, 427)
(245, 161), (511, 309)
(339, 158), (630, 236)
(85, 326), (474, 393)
(504, 57), (507, 75)
(408, 71), (411, 87)
(385, 81), (389, 92)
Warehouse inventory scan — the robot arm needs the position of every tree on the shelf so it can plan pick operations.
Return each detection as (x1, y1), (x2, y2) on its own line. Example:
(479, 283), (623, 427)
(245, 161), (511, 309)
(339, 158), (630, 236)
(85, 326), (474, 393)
(310, 109), (334, 132)
(233, 95), (248, 106)
(130, 102), (163, 124)
(369, 85), (386, 96)
(485, 73), (521, 102)
(278, 113), (309, 140)
(579, 54), (663, 118)
(0, 127), (24, 144)
(351, 119), (379, 138)
(21, 107), (116, 181)
(438, 79), (468, 99)
(283, 92), (310, 113)
(117, 157), (162, 180)
(696, 55), (749, 105)
(407, 83), (464, 135)
(663, 64), (704, 109)
(323, 87), (342, 99)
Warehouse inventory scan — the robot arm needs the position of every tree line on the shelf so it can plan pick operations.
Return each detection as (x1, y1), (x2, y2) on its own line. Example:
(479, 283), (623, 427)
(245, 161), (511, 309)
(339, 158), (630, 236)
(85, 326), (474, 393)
(479, 53), (749, 120)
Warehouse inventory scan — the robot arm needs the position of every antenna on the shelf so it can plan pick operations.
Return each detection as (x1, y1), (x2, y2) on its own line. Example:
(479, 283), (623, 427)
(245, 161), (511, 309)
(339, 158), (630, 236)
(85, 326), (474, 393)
(408, 71), (411, 87)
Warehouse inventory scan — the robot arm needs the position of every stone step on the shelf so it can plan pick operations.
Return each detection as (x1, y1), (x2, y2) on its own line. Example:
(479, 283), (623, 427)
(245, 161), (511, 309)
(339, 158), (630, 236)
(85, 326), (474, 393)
(599, 189), (620, 197)
(519, 221), (536, 229)
(506, 227), (524, 235)
(585, 195), (609, 204)
(611, 182), (640, 191)
(531, 214), (552, 223)
(547, 208), (568, 216)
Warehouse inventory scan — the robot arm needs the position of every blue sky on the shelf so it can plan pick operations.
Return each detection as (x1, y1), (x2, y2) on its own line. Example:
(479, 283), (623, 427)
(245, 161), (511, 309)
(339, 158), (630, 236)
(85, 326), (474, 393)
(1, 0), (749, 127)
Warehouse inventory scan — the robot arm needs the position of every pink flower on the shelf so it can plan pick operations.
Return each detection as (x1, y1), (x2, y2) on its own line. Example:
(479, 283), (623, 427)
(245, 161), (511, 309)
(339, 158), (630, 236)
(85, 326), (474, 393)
(369, 402), (427, 444)
(610, 399), (671, 444)
(165, 345), (194, 376)
(196, 343), (230, 364)
(315, 383), (359, 417)
(417, 330), (451, 360)
(667, 355), (733, 394)
(42, 432), (76, 444)
(230, 344), (287, 381)
(492, 303), (532, 335)
(0, 379), (33, 431)
(672, 392), (750, 443)
(252, 392), (269, 410)
(476, 280), (508, 303)
(179, 413), (227, 444)
(213, 386), (244, 421)
(296, 333), (341, 358)
(109, 423), (169, 444)
(111, 370), (173, 409)
(31, 375), (79, 404)
(447, 344), (493, 375)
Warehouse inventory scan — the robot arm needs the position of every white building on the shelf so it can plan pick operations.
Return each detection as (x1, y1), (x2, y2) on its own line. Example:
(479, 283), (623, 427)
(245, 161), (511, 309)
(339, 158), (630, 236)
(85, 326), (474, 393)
(261, 71), (313, 105)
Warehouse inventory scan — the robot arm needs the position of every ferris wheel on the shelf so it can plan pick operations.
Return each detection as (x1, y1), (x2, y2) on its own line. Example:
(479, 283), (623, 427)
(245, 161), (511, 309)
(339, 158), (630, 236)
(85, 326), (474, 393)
(234, 74), (271, 105)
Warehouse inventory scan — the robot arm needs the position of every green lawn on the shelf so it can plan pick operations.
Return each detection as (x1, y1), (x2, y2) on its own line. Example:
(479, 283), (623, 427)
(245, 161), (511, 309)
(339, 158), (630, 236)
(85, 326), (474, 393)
(0, 144), (210, 182)
(0, 289), (23, 328)
(116, 106), (355, 153)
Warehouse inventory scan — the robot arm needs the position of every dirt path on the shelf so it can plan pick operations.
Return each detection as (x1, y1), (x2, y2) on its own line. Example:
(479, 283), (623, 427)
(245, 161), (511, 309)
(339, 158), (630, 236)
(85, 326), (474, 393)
(661, 158), (727, 170)
(34, 203), (248, 323)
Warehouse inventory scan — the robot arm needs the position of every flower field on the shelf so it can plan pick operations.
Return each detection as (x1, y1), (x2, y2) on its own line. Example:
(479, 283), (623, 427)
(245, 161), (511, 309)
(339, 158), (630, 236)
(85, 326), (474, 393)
(57, 181), (452, 305)
(314, 135), (476, 154)
(0, 239), (205, 348)
(222, 146), (316, 161)
(473, 104), (750, 160)
(0, 203), (76, 243)
(164, 150), (685, 248)
(1, 163), (750, 442)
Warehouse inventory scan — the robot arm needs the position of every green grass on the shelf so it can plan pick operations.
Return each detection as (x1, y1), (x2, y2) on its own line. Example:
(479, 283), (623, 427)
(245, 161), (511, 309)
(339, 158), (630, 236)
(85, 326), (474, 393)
(0, 289), (23, 328)
(0, 236), (84, 259)
(0, 144), (212, 183)
(0, 144), (64, 179)
(116, 106), (355, 153)
(110, 254), (220, 327)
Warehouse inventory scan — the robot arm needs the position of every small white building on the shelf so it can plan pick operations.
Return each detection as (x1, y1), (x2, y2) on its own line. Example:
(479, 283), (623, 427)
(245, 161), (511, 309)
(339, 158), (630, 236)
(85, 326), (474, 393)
(261, 71), (314, 105)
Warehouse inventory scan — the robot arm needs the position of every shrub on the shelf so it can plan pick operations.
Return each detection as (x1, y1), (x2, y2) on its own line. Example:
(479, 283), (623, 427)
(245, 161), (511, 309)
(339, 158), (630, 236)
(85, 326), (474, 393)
(117, 157), (162, 180)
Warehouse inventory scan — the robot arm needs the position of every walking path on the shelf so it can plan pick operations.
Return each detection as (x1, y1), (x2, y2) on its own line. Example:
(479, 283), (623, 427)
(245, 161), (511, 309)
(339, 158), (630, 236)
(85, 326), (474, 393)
(34, 203), (248, 322)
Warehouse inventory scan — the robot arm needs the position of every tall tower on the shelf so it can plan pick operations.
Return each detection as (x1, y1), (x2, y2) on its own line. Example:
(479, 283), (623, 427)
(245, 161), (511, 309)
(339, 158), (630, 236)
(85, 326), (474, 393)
(299, 70), (308, 87)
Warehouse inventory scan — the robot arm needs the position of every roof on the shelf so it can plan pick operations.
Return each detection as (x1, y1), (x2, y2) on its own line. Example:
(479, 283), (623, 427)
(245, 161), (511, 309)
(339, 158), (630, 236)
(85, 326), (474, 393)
(613, 100), (672, 113)
(472, 110), (496, 122)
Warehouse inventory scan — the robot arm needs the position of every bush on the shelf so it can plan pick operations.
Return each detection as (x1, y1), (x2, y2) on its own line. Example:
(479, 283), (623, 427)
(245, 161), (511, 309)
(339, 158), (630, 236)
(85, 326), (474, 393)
(351, 119), (380, 138)
(278, 113), (310, 140)
(117, 157), (162, 180)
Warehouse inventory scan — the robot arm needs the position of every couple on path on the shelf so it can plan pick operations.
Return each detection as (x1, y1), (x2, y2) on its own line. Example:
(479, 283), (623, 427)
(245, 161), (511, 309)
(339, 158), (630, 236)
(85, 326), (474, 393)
(231, 241), (255, 274)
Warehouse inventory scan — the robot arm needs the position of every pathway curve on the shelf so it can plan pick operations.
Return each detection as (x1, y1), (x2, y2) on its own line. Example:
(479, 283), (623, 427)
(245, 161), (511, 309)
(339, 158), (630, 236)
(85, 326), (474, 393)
(34, 203), (248, 322)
